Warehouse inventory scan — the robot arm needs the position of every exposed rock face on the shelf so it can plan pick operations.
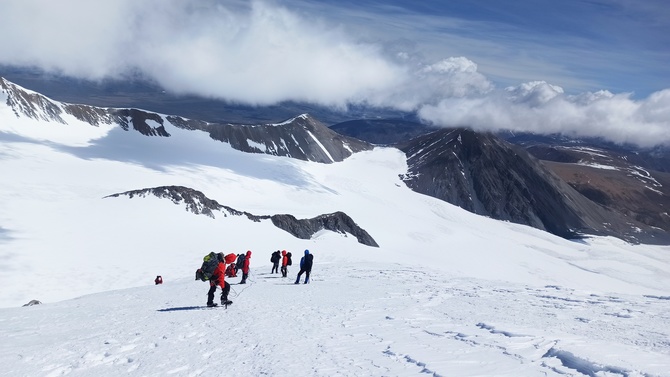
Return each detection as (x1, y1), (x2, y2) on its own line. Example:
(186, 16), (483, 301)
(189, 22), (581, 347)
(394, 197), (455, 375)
(22, 300), (42, 307)
(1, 77), (170, 136)
(2, 77), (66, 122)
(519, 144), (670, 233)
(115, 109), (170, 137)
(504, 132), (670, 174)
(500, 133), (670, 233)
(168, 114), (373, 163)
(105, 186), (260, 220)
(397, 128), (670, 244)
(105, 186), (378, 247)
(271, 212), (379, 247)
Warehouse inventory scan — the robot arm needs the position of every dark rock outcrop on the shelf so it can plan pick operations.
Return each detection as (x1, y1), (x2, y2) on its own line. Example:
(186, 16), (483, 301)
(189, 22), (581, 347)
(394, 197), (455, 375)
(397, 128), (670, 244)
(105, 186), (378, 247)
(104, 186), (260, 220)
(271, 212), (378, 247)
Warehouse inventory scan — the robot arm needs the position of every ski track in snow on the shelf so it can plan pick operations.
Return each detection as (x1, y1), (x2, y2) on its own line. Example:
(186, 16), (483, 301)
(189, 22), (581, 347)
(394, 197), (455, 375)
(2, 263), (668, 377)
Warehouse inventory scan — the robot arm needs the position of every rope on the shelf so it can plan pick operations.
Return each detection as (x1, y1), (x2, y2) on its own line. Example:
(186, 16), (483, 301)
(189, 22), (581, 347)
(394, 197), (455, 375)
(229, 271), (254, 298)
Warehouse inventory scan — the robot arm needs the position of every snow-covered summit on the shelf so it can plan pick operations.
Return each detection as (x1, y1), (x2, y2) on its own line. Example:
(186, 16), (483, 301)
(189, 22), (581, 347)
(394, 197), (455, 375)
(266, 113), (310, 126)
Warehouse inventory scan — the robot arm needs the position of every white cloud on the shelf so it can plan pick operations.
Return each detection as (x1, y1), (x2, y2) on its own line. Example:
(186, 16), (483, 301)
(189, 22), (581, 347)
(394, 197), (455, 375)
(0, 0), (668, 146)
(357, 56), (493, 111)
(0, 0), (138, 77)
(418, 85), (670, 147)
(133, 1), (407, 107)
(505, 81), (564, 107)
(422, 57), (477, 74)
(0, 0), (407, 107)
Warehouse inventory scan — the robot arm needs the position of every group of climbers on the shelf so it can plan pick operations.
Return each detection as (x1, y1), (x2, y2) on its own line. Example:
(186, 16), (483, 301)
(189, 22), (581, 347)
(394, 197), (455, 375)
(271, 249), (293, 278)
(184, 248), (313, 307)
(269, 249), (312, 282)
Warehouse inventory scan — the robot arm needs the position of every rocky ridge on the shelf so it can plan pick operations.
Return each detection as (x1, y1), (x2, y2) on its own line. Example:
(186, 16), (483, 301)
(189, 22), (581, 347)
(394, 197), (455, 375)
(105, 186), (378, 247)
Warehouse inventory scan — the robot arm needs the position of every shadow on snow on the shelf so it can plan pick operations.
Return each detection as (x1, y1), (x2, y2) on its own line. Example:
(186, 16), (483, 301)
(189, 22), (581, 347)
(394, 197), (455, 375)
(157, 306), (217, 312)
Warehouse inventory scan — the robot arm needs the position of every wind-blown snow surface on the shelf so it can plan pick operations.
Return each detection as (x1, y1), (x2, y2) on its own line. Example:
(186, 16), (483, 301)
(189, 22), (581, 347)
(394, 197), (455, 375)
(1, 108), (670, 375)
(3, 266), (670, 377)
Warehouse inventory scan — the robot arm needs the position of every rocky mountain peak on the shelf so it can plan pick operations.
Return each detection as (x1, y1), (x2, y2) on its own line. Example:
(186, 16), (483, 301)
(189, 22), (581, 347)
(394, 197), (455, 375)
(398, 128), (670, 244)
(169, 111), (373, 163)
(1, 76), (67, 123)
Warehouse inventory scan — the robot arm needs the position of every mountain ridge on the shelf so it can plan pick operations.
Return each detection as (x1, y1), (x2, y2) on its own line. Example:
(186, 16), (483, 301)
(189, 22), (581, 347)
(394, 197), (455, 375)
(106, 186), (379, 247)
(2, 76), (668, 244)
(1, 77), (372, 163)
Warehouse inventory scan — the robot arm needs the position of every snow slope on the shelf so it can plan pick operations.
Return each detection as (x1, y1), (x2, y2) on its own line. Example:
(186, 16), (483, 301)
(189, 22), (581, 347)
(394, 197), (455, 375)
(2, 263), (668, 376)
(1, 93), (670, 376)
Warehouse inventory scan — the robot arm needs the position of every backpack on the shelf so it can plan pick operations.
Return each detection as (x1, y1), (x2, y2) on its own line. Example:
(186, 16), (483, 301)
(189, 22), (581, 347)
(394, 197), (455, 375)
(304, 253), (313, 269)
(196, 252), (222, 281)
(235, 253), (246, 270)
(271, 251), (280, 263)
(286, 252), (292, 266)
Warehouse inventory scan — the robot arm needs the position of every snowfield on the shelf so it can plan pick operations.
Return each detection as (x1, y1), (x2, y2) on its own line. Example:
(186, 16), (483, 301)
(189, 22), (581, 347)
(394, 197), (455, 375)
(1, 91), (670, 376)
(2, 263), (669, 376)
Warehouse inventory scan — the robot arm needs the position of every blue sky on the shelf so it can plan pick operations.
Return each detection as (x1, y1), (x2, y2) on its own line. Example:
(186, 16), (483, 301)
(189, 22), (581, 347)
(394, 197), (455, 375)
(0, 0), (668, 145)
(294, 0), (669, 97)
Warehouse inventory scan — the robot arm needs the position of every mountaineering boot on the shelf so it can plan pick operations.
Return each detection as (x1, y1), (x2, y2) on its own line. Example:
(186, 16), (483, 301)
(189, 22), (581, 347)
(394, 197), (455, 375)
(221, 296), (233, 305)
(207, 302), (218, 307)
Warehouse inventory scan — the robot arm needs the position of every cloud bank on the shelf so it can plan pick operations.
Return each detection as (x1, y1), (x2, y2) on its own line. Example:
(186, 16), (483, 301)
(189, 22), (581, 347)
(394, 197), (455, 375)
(0, 0), (668, 146)
(419, 82), (670, 147)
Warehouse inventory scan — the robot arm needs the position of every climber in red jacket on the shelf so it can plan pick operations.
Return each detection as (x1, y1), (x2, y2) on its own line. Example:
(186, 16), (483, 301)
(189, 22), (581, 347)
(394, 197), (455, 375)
(207, 253), (237, 307)
(240, 250), (252, 284)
